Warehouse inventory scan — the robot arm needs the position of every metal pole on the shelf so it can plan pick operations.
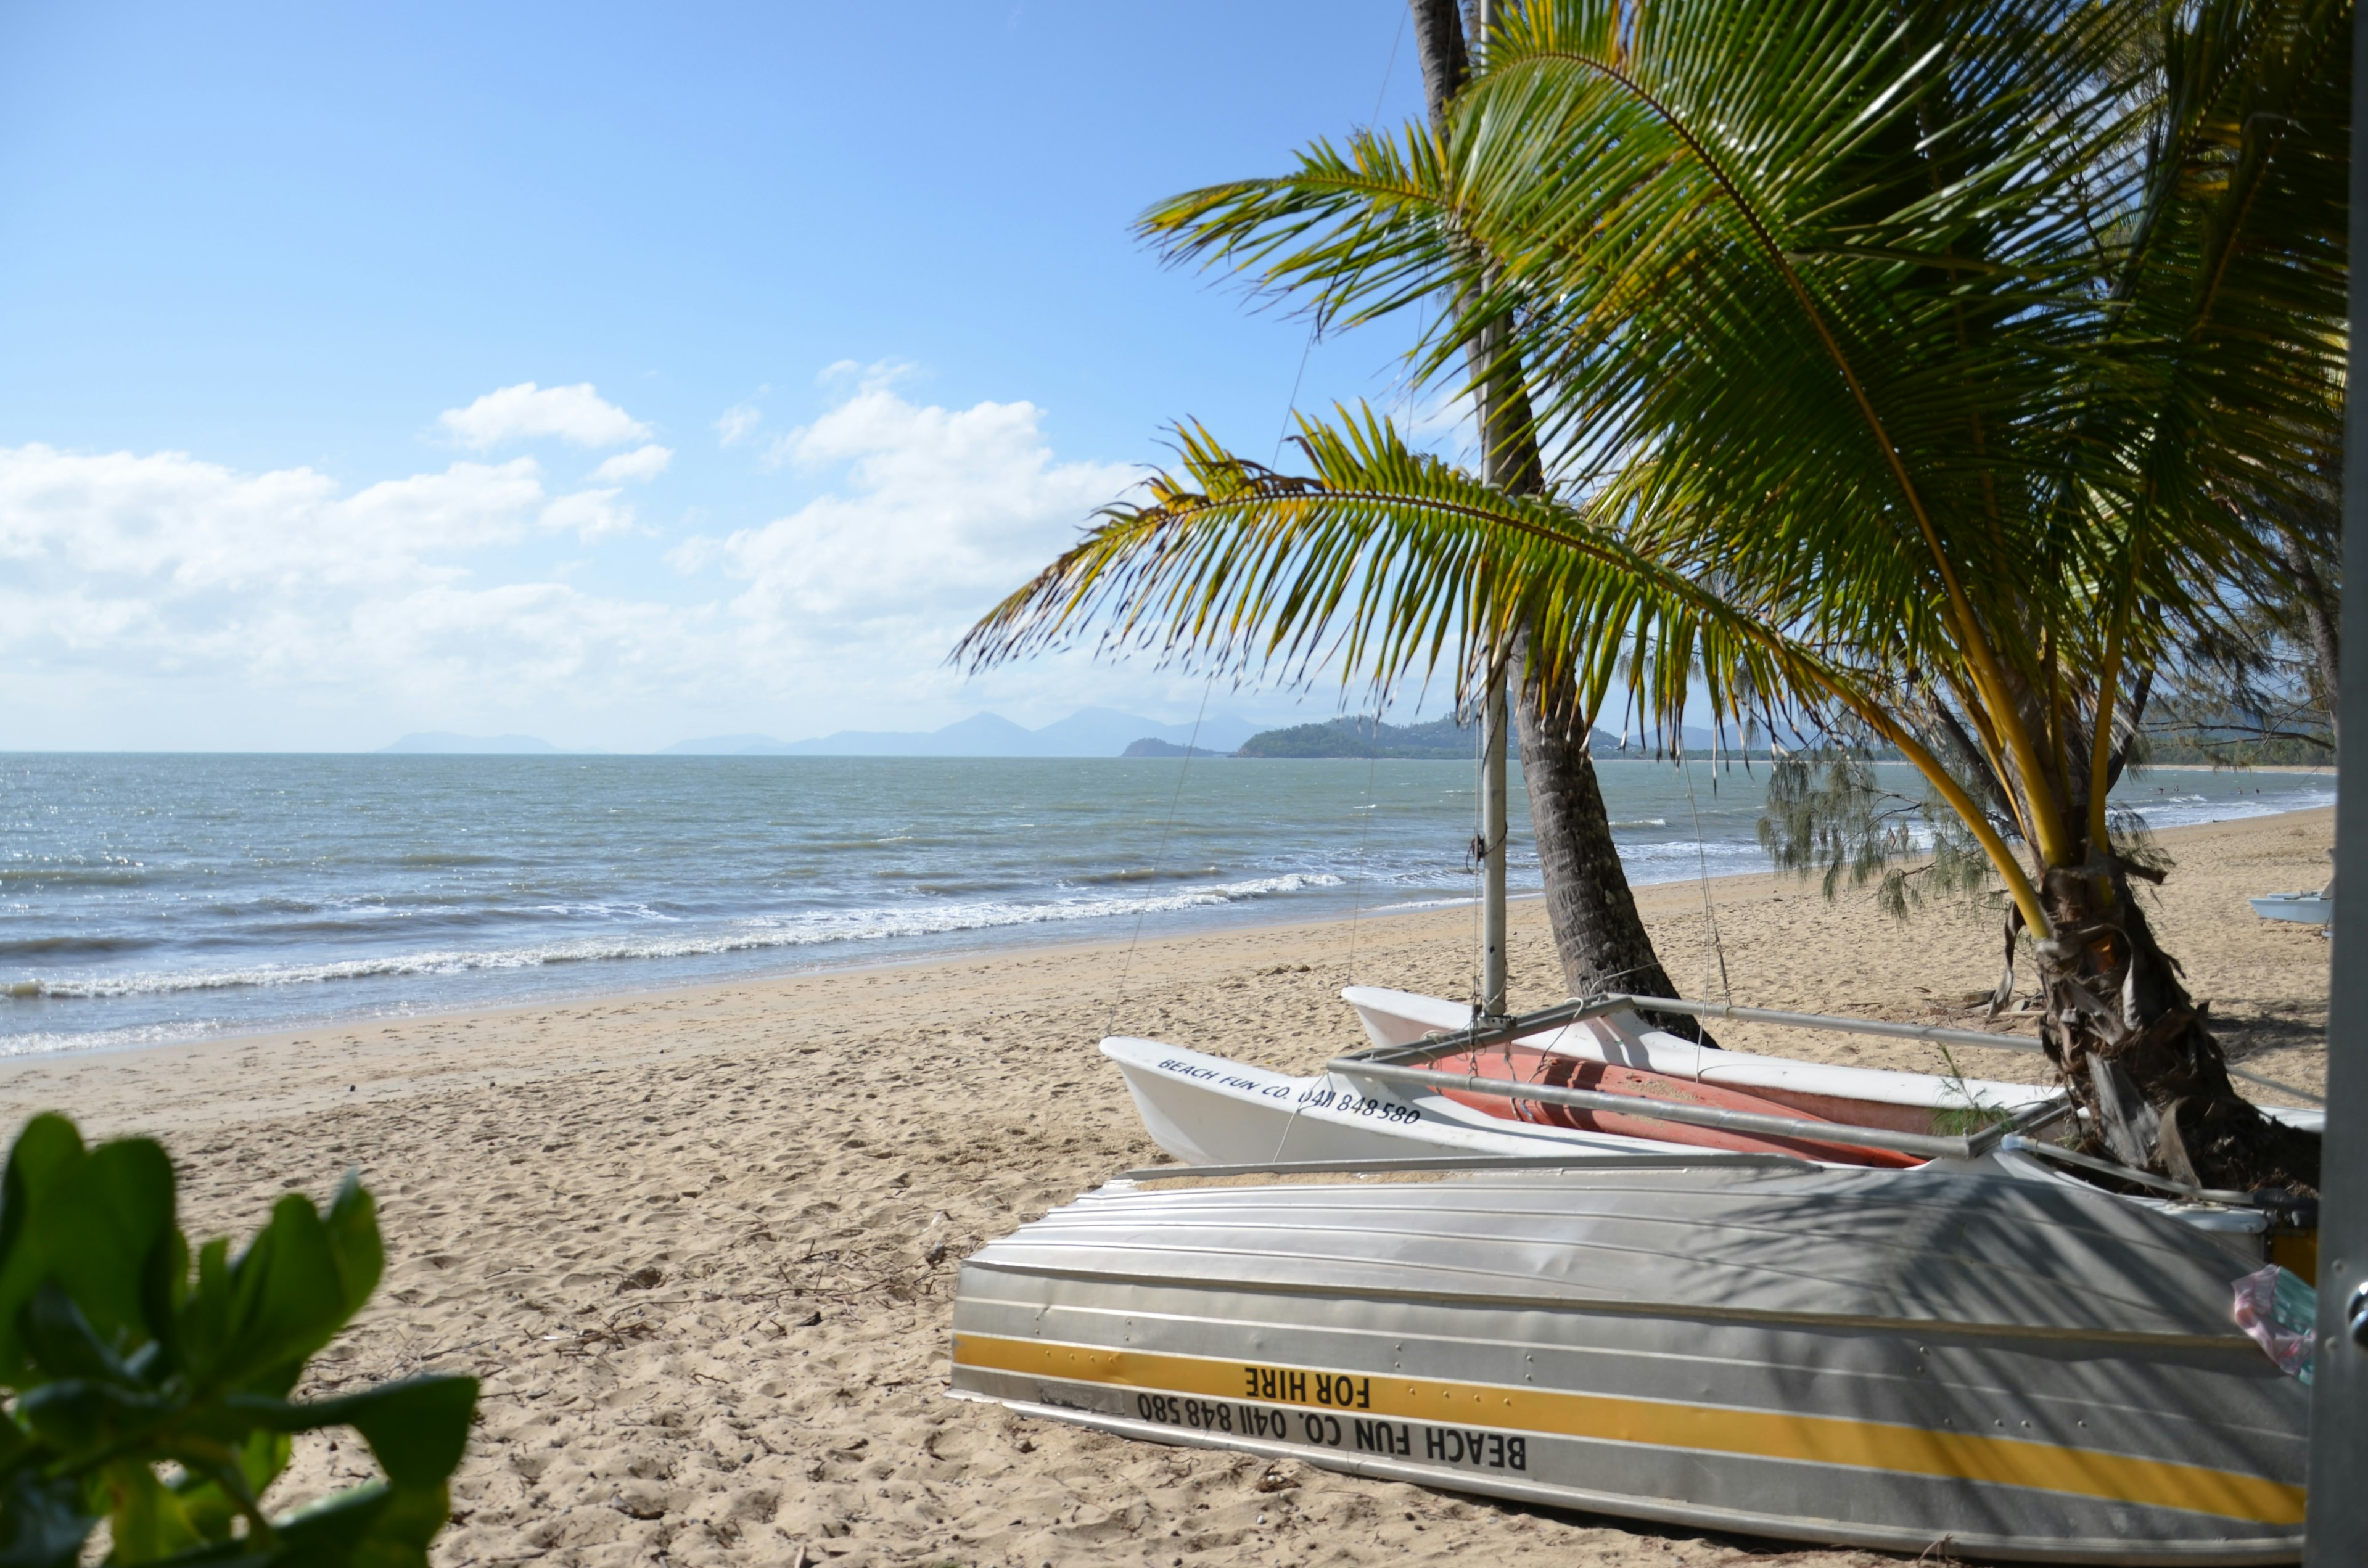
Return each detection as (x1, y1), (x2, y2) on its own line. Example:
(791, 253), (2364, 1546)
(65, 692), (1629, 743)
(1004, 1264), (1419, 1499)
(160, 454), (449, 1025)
(1465, 0), (1509, 1023)
(2303, 6), (2368, 1558)
(1481, 659), (1510, 1017)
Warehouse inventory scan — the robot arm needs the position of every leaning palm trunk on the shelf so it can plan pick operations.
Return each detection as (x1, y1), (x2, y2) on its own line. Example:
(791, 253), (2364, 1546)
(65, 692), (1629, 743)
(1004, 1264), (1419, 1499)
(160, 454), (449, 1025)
(1513, 645), (1700, 1033)
(2033, 842), (2320, 1191)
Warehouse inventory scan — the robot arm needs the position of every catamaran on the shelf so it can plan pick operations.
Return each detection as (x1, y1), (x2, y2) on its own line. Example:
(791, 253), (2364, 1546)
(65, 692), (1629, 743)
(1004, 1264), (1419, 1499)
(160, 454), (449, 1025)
(1104, 982), (2322, 1252)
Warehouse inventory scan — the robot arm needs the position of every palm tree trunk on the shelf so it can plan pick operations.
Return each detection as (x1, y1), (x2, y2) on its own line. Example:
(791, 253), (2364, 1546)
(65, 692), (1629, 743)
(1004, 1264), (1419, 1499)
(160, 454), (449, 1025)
(1410, 0), (1470, 126)
(2035, 863), (2319, 1192)
(1514, 644), (1708, 1040)
(2278, 526), (2341, 735)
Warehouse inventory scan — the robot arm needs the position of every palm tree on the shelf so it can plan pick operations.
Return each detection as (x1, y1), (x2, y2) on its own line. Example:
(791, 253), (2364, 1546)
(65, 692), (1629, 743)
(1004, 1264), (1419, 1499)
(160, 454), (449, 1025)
(961, 0), (2346, 1192)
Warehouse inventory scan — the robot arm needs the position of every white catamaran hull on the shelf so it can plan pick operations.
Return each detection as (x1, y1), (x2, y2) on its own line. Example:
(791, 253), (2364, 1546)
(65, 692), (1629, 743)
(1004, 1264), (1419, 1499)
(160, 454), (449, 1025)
(1106, 1033), (1712, 1166)
(1107, 984), (2061, 1168)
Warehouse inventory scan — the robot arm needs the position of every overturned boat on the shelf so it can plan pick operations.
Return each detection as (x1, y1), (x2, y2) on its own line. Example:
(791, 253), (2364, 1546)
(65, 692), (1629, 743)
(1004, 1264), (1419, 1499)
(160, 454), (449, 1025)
(948, 1154), (2308, 1563)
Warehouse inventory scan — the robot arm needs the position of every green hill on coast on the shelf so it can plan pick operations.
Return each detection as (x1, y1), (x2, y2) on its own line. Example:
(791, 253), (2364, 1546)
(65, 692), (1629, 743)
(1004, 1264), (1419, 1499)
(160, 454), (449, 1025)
(1226, 716), (1799, 759)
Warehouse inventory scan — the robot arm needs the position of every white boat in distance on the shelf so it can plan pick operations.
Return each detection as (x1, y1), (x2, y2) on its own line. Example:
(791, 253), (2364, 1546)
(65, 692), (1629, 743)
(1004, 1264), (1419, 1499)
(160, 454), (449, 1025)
(2248, 892), (2332, 924)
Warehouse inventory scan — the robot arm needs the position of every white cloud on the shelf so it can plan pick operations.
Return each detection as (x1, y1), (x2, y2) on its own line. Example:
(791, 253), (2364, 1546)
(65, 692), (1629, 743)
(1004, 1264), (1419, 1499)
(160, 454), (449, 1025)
(0, 446), (541, 594)
(541, 488), (635, 542)
(588, 443), (672, 485)
(715, 404), (762, 446)
(0, 374), (1169, 747)
(437, 382), (652, 450)
(696, 377), (1135, 662)
(664, 535), (720, 574)
(0, 443), (677, 705)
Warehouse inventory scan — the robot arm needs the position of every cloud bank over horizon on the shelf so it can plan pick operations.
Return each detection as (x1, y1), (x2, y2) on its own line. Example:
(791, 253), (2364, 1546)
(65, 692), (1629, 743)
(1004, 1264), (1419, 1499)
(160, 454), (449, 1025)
(0, 371), (1295, 752)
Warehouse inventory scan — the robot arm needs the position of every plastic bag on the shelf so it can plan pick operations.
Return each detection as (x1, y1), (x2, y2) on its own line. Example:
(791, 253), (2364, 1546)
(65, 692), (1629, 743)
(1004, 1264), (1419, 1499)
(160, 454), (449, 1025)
(2232, 1263), (2317, 1384)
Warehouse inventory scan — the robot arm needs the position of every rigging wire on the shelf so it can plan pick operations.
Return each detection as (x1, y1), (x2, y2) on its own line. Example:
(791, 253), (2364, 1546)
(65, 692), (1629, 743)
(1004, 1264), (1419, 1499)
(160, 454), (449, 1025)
(1342, 714), (1384, 991)
(1150, 26), (1410, 1136)
(1679, 748), (1735, 1004)
(1367, 7), (1408, 130)
(1114, 305), (1322, 1043)
(1343, 281), (1425, 995)
(1104, 676), (1215, 1041)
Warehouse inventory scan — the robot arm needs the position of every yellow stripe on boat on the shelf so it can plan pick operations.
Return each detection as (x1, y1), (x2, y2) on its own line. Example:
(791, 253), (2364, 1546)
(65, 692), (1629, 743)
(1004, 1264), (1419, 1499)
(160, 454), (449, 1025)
(952, 1331), (2306, 1527)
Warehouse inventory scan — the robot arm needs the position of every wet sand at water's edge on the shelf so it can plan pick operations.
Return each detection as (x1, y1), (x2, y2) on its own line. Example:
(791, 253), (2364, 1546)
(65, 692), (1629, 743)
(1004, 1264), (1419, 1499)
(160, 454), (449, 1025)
(0, 807), (2335, 1567)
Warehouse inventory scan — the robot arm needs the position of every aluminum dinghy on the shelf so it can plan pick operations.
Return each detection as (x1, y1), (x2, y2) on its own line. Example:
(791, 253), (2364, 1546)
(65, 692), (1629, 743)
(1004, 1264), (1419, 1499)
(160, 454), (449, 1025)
(949, 1157), (2307, 1564)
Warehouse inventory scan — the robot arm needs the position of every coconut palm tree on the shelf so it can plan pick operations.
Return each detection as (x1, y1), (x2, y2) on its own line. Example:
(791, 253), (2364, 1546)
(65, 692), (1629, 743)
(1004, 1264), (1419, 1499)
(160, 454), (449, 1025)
(961, 0), (2347, 1192)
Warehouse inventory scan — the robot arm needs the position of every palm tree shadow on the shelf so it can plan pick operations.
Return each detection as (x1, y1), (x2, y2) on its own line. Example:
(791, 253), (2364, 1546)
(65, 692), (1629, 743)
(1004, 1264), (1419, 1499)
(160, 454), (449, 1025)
(2213, 1010), (2327, 1061)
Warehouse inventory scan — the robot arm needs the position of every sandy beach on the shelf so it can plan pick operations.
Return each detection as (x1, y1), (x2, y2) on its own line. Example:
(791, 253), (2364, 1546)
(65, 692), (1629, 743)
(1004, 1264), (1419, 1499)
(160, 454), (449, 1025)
(0, 806), (2335, 1568)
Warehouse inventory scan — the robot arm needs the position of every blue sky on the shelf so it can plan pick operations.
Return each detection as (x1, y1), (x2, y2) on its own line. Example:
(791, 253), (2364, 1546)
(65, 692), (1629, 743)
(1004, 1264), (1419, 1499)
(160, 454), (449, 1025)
(0, 2), (1458, 752)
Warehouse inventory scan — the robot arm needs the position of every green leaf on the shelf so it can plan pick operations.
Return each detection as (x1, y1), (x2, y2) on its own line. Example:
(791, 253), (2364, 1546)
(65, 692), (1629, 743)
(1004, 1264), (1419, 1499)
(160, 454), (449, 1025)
(270, 1477), (451, 1568)
(93, 1459), (209, 1566)
(0, 1117), (465, 1568)
(176, 1239), (234, 1383)
(139, 1226), (191, 1379)
(215, 1197), (352, 1392)
(0, 1413), (34, 1477)
(0, 1122), (177, 1388)
(0, 1117), (86, 1384)
(319, 1176), (380, 1328)
(16, 1379), (175, 1461)
(228, 1378), (477, 1489)
(18, 1283), (128, 1385)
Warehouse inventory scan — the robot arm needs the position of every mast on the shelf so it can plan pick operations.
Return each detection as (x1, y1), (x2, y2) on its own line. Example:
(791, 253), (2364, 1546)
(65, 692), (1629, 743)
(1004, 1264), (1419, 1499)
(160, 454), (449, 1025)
(1413, 0), (1515, 1020)
(1471, 0), (1510, 1022)
(1480, 658), (1509, 1017)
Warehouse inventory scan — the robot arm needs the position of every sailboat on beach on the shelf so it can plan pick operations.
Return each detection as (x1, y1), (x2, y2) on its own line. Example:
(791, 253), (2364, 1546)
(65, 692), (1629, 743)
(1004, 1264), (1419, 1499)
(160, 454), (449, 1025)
(949, 688), (2323, 1562)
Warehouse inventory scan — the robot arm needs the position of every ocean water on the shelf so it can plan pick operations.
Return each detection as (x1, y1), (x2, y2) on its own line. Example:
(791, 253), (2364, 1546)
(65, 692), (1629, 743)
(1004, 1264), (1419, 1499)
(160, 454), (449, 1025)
(0, 752), (2333, 1056)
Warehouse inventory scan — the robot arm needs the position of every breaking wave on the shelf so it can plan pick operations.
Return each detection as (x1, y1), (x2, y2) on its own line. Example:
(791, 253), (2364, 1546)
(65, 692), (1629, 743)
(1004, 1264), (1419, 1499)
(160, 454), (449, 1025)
(5, 872), (1344, 1003)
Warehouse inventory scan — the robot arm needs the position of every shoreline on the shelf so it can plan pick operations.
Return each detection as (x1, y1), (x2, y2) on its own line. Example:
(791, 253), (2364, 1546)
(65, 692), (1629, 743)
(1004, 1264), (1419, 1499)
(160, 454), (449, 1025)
(0, 805), (2331, 1567)
(4, 795), (2339, 1070)
(2141, 761), (2337, 774)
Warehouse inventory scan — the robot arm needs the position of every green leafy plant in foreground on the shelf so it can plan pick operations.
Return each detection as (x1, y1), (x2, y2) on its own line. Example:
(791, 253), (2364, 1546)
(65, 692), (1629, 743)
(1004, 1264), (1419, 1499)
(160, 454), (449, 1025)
(0, 1113), (476, 1567)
